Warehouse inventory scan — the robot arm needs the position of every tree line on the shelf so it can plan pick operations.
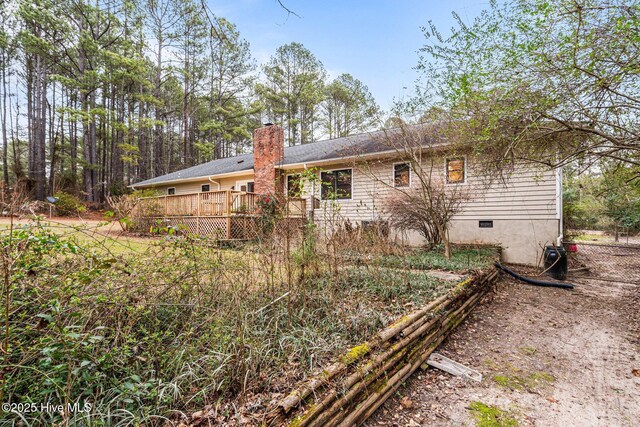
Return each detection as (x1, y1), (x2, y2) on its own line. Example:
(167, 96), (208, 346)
(0, 0), (381, 202)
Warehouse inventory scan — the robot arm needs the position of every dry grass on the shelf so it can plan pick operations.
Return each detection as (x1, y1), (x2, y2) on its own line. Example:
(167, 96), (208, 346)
(0, 218), (497, 425)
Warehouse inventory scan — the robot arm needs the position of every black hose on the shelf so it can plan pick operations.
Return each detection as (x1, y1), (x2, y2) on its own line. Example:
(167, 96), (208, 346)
(494, 262), (574, 290)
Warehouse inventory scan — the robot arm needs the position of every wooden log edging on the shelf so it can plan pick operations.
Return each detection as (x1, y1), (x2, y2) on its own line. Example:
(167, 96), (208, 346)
(267, 268), (498, 427)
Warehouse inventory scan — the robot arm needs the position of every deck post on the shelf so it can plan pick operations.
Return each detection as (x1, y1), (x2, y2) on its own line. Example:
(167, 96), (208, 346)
(197, 193), (201, 216)
(226, 190), (232, 239)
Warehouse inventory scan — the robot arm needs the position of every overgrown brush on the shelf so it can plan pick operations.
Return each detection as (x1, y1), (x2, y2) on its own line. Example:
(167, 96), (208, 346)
(0, 218), (490, 426)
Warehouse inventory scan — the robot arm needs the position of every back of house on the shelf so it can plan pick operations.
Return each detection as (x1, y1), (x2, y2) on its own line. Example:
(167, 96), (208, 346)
(131, 124), (562, 265)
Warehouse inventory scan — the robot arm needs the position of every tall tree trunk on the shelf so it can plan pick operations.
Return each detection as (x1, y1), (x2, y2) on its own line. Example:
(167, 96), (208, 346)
(26, 56), (34, 184)
(99, 87), (107, 200)
(10, 77), (23, 180)
(182, 55), (190, 167)
(48, 82), (59, 195)
(138, 93), (148, 180)
(81, 90), (93, 200)
(33, 54), (47, 201)
(113, 87), (124, 184)
(154, 31), (164, 176)
(89, 90), (98, 201)
(1, 49), (9, 187)
(69, 93), (78, 192)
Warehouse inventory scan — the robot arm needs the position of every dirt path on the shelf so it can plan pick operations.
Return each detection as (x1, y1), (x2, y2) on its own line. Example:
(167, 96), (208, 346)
(366, 273), (640, 427)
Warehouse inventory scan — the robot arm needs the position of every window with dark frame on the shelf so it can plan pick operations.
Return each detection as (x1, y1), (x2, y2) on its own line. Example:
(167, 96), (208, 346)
(446, 158), (466, 183)
(320, 169), (352, 199)
(287, 175), (302, 197)
(247, 182), (254, 193)
(167, 188), (175, 195)
(201, 184), (210, 192)
(394, 163), (410, 187)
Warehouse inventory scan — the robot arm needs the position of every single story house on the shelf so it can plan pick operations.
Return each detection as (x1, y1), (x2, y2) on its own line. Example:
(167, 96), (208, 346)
(131, 124), (563, 265)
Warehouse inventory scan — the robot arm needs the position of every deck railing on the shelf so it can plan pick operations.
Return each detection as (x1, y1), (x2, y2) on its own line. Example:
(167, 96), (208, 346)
(133, 190), (306, 218)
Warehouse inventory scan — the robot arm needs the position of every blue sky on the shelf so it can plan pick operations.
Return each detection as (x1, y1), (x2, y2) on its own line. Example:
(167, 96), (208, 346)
(208, 0), (489, 111)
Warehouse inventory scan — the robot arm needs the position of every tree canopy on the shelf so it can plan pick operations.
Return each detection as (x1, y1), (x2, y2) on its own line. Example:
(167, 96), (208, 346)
(256, 42), (327, 146)
(321, 73), (380, 140)
(0, 1), (381, 201)
(414, 0), (640, 175)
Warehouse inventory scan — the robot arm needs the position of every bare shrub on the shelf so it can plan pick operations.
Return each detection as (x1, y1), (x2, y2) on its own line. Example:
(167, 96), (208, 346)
(106, 194), (139, 231)
(357, 124), (476, 259)
(383, 174), (469, 258)
(0, 183), (37, 217)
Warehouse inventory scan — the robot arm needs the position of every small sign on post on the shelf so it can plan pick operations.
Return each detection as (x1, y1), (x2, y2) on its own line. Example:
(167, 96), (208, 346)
(46, 196), (58, 218)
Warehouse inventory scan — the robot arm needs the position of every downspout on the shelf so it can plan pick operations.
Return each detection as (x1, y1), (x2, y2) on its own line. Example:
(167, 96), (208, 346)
(556, 166), (563, 246)
(208, 176), (221, 190)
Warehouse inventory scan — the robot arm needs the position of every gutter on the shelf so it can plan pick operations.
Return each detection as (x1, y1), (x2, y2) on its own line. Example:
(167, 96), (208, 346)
(129, 169), (253, 188)
(279, 143), (451, 171)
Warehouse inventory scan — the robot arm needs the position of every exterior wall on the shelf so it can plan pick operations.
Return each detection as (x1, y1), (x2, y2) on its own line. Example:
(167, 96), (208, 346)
(151, 174), (254, 195)
(449, 218), (558, 265)
(301, 157), (559, 266)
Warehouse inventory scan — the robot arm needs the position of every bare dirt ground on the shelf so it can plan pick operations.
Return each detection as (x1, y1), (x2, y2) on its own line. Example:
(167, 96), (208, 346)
(366, 272), (640, 427)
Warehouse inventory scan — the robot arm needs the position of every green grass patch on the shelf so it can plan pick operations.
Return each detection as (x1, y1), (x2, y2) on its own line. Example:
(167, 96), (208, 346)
(492, 371), (555, 391)
(518, 346), (537, 356)
(373, 247), (498, 272)
(468, 401), (519, 427)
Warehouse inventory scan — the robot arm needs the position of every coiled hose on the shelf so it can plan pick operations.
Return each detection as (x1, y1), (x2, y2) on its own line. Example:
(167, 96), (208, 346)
(495, 262), (574, 290)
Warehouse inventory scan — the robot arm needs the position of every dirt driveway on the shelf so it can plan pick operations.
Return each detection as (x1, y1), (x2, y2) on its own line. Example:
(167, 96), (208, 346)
(366, 271), (640, 426)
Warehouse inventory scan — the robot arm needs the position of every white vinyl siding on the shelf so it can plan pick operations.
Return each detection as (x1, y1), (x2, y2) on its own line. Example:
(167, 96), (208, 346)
(306, 158), (557, 223)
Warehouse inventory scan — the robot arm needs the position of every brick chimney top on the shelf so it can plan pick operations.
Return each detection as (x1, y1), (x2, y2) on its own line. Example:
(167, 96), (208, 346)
(253, 125), (284, 195)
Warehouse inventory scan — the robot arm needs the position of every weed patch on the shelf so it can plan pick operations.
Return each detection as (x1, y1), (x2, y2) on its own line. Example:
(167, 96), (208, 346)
(492, 371), (555, 391)
(468, 401), (519, 427)
(518, 346), (537, 356)
(372, 247), (498, 272)
(1, 221), (471, 424)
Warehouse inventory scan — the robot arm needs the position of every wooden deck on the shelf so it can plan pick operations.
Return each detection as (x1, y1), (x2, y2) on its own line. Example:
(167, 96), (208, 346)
(131, 190), (306, 239)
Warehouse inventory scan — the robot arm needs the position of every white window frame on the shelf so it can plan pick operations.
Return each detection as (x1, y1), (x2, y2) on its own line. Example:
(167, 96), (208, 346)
(319, 167), (353, 201)
(235, 180), (254, 192)
(392, 162), (412, 188)
(444, 156), (467, 185)
(167, 187), (176, 195)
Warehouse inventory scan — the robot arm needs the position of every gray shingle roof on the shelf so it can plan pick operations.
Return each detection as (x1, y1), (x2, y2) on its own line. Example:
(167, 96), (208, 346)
(132, 129), (397, 187)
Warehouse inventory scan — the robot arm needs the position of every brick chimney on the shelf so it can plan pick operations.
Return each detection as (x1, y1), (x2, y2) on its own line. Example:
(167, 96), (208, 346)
(253, 124), (285, 195)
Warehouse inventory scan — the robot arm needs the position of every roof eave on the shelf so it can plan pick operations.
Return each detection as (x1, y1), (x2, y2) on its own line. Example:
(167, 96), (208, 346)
(130, 141), (452, 187)
(129, 169), (253, 189)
